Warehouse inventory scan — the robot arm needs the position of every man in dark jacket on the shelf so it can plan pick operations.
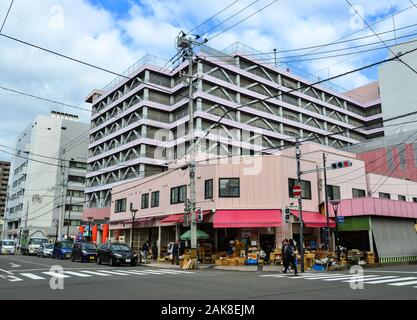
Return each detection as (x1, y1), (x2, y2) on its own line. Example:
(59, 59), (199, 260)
(283, 239), (298, 275)
(172, 239), (180, 265)
(142, 241), (150, 263)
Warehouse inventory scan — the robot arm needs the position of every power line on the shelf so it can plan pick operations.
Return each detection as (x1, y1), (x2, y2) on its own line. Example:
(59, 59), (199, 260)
(208, 0), (279, 41)
(201, 0), (260, 36)
(0, 0), (14, 34)
(0, 86), (91, 112)
(345, 0), (417, 76)
(187, 0), (241, 35)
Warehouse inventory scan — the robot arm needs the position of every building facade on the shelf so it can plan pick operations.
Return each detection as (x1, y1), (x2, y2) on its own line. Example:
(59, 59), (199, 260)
(378, 38), (417, 136)
(83, 42), (384, 224)
(108, 143), (417, 263)
(4, 111), (89, 242)
(0, 161), (11, 240)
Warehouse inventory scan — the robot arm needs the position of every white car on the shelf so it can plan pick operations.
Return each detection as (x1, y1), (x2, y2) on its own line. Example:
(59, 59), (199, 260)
(1, 239), (16, 255)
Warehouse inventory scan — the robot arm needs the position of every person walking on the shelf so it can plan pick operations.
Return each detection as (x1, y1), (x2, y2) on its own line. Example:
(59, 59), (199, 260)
(281, 239), (288, 271)
(283, 239), (298, 275)
(172, 239), (180, 265)
(142, 240), (150, 263)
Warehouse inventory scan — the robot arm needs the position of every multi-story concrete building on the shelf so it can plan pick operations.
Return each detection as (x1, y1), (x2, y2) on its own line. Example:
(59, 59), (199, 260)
(4, 111), (89, 242)
(83, 42), (384, 224)
(0, 161), (11, 239)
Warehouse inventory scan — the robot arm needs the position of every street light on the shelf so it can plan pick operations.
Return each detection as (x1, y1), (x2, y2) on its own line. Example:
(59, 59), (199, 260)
(87, 216), (94, 243)
(330, 200), (341, 264)
(129, 203), (138, 250)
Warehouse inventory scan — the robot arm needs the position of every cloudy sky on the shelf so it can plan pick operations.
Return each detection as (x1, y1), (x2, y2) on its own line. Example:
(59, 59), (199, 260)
(0, 0), (416, 161)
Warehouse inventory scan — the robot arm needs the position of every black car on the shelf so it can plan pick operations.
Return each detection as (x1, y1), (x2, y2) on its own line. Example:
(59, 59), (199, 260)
(97, 242), (138, 266)
(72, 241), (97, 263)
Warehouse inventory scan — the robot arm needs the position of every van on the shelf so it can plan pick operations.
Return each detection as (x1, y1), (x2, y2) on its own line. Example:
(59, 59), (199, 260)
(1, 239), (16, 255)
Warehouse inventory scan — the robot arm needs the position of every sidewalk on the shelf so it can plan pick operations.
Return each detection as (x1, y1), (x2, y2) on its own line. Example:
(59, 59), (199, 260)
(142, 262), (214, 270)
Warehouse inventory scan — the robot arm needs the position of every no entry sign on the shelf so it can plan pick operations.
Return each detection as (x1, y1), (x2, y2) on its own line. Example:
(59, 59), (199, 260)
(293, 184), (302, 198)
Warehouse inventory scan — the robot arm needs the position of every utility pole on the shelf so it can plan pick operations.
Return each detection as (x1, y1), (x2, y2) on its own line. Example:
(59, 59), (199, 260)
(273, 48), (277, 67)
(58, 147), (66, 242)
(323, 153), (330, 250)
(66, 193), (72, 239)
(295, 138), (305, 273)
(177, 31), (202, 261)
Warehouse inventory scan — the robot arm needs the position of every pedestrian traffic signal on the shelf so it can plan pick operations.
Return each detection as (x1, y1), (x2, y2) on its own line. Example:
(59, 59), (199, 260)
(196, 209), (203, 222)
(331, 160), (352, 170)
(284, 208), (291, 222)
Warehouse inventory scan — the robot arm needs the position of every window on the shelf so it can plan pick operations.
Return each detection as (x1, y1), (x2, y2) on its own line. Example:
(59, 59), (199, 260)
(326, 185), (341, 201)
(65, 205), (83, 212)
(398, 195), (406, 201)
(288, 178), (312, 200)
(68, 176), (86, 184)
(141, 193), (149, 209)
(219, 178), (240, 198)
(171, 185), (187, 204)
(413, 197), (417, 203)
(67, 190), (84, 198)
(151, 191), (160, 208)
(379, 192), (391, 199)
(205, 179), (213, 199)
(69, 161), (87, 170)
(64, 219), (82, 227)
(352, 188), (366, 198)
(115, 198), (127, 213)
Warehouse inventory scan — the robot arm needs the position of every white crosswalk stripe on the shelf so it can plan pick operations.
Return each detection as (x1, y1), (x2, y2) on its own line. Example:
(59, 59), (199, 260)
(365, 276), (417, 284)
(81, 270), (111, 276)
(97, 270), (130, 276)
(42, 272), (70, 278)
(259, 272), (417, 289)
(20, 273), (45, 280)
(63, 271), (92, 278)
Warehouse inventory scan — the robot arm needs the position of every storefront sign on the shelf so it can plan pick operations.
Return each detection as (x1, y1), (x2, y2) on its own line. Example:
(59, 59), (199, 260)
(336, 216), (345, 224)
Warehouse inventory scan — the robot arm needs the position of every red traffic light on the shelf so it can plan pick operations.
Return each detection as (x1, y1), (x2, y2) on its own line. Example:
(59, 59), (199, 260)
(331, 160), (352, 169)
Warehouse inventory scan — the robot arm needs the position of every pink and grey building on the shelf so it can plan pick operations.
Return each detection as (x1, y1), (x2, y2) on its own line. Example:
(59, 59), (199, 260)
(108, 143), (417, 263)
(83, 42), (386, 241)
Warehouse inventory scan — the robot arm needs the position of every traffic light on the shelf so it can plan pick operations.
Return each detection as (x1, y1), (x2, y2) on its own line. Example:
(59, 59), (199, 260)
(184, 199), (191, 213)
(284, 208), (291, 223)
(331, 160), (352, 170)
(196, 209), (203, 222)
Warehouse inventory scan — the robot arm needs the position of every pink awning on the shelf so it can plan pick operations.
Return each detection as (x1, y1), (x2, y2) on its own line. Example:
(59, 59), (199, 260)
(160, 214), (184, 224)
(291, 210), (336, 228)
(213, 210), (282, 228)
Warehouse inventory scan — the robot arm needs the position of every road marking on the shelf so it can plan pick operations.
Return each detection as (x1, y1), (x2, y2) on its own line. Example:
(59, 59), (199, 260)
(388, 280), (417, 286)
(42, 272), (70, 278)
(81, 270), (111, 276)
(365, 277), (417, 284)
(260, 274), (287, 278)
(364, 270), (417, 274)
(114, 270), (147, 275)
(9, 263), (21, 268)
(63, 271), (92, 278)
(98, 270), (130, 276)
(146, 269), (193, 274)
(322, 275), (380, 281)
(20, 273), (45, 280)
(303, 274), (358, 280)
(342, 276), (399, 283)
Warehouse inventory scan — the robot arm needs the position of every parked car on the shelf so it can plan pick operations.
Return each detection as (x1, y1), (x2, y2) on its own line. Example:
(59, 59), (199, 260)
(1, 239), (16, 255)
(21, 237), (49, 256)
(52, 240), (74, 260)
(97, 242), (138, 266)
(72, 241), (97, 263)
(37, 243), (54, 258)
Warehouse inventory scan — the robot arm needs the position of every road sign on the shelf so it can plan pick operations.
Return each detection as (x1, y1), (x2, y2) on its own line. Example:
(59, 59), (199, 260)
(292, 184), (302, 198)
(336, 216), (345, 224)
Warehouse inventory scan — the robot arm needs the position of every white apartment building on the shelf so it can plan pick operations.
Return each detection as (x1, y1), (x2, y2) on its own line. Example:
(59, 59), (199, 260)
(4, 111), (89, 242)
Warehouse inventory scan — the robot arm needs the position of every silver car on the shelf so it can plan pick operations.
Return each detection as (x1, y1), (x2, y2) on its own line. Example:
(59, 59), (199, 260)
(37, 243), (54, 258)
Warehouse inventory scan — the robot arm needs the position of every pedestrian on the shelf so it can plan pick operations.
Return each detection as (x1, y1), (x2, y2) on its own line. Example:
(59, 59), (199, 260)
(283, 239), (298, 275)
(281, 239), (288, 271)
(142, 240), (150, 263)
(152, 242), (158, 261)
(172, 239), (180, 265)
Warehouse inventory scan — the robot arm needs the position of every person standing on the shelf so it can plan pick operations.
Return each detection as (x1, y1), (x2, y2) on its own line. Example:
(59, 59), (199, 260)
(142, 240), (150, 263)
(283, 239), (298, 275)
(172, 239), (180, 265)
(281, 239), (288, 271)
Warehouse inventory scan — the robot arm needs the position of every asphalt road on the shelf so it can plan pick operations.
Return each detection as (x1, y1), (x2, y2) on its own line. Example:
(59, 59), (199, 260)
(0, 254), (416, 300)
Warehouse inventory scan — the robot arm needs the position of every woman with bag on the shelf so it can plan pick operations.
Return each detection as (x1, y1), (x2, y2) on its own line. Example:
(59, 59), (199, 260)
(283, 239), (298, 275)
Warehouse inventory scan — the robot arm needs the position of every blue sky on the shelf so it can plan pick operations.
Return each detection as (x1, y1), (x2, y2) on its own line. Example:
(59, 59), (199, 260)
(0, 0), (416, 160)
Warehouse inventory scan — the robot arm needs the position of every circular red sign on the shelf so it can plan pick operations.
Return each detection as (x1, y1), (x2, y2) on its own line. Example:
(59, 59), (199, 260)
(293, 185), (302, 197)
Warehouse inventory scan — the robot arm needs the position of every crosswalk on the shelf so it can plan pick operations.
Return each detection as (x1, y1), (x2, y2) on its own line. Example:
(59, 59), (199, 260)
(259, 272), (417, 289)
(0, 268), (194, 283)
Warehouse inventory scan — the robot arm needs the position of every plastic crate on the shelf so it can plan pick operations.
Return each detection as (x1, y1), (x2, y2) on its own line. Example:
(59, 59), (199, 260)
(312, 264), (326, 271)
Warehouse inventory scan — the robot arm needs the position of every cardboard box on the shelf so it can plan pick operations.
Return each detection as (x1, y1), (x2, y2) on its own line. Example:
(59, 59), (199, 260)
(215, 259), (222, 266)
